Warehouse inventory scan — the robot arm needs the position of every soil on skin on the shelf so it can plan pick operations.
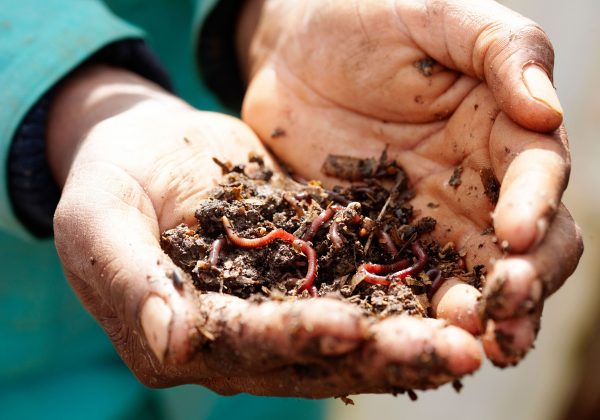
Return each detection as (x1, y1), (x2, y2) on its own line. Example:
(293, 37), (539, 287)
(161, 153), (484, 319)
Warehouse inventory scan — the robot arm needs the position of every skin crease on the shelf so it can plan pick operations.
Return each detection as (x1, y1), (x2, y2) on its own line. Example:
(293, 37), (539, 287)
(242, 0), (582, 367)
(45, 0), (582, 396)
(48, 66), (482, 394)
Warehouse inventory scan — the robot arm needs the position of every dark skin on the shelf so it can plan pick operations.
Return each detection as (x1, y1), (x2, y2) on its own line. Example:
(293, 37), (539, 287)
(48, 0), (582, 396)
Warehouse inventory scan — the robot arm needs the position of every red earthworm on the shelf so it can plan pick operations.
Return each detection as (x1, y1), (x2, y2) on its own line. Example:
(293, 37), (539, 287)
(302, 205), (344, 241)
(350, 213), (363, 225)
(355, 259), (410, 285)
(426, 268), (444, 298)
(377, 230), (398, 257)
(329, 220), (345, 248)
(294, 191), (312, 203)
(209, 238), (227, 267)
(355, 268), (393, 286)
(388, 241), (428, 281)
(360, 241), (428, 286)
(293, 239), (318, 293)
(362, 259), (410, 275)
(222, 216), (318, 293)
(324, 190), (350, 205)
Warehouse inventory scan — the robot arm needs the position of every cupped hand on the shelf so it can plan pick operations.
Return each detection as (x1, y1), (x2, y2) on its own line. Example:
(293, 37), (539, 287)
(49, 65), (480, 397)
(242, 0), (583, 365)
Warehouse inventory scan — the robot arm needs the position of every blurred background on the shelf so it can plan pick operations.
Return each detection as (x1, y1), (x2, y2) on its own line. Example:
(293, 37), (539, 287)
(328, 0), (600, 419)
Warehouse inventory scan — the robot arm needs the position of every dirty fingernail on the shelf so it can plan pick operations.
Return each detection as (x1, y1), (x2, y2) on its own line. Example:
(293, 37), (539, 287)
(141, 295), (173, 363)
(523, 65), (563, 116)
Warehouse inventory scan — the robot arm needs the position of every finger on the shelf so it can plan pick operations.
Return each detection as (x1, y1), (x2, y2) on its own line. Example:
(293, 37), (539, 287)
(61, 270), (188, 387)
(483, 204), (583, 321)
(431, 278), (483, 335)
(198, 316), (481, 397)
(54, 162), (197, 365)
(481, 312), (540, 367)
(490, 113), (570, 252)
(399, 0), (562, 131)
(191, 295), (369, 375)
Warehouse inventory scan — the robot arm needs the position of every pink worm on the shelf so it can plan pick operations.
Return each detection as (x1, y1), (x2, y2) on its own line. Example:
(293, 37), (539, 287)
(222, 216), (318, 294)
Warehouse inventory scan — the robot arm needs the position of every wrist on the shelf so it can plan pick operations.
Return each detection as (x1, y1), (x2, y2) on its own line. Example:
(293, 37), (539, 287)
(47, 64), (189, 185)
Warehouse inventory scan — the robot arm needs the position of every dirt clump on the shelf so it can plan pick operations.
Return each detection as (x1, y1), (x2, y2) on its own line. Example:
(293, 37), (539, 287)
(161, 153), (480, 319)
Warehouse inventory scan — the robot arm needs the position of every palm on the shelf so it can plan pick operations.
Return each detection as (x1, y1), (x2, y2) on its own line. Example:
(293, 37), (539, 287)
(244, 64), (506, 273)
(241, 0), (581, 367)
(56, 105), (483, 395)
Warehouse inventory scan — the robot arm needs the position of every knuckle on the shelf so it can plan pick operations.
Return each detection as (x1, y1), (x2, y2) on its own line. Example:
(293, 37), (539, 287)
(482, 20), (554, 80)
(103, 263), (141, 325)
(105, 318), (173, 388)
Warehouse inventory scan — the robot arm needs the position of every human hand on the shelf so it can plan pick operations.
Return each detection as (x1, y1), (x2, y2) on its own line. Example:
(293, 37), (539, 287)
(49, 65), (480, 397)
(241, 0), (583, 365)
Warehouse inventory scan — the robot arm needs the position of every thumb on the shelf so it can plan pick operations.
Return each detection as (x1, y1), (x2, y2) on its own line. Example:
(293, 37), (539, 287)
(401, 0), (562, 132)
(54, 162), (195, 365)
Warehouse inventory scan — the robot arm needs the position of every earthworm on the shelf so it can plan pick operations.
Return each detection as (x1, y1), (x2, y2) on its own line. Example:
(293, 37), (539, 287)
(377, 230), (398, 257)
(209, 238), (227, 267)
(329, 220), (345, 248)
(294, 191), (312, 203)
(354, 259), (410, 285)
(426, 268), (444, 298)
(324, 189), (350, 205)
(360, 241), (428, 286)
(388, 241), (428, 281)
(222, 216), (318, 294)
(302, 204), (344, 241)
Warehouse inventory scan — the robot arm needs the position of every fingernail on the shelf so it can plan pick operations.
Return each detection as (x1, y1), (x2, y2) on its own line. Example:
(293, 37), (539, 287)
(532, 217), (549, 248)
(523, 65), (563, 116)
(141, 295), (173, 363)
(530, 279), (543, 303)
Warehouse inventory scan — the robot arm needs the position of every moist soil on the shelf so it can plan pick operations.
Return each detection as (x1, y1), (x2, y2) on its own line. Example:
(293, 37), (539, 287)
(161, 153), (484, 319)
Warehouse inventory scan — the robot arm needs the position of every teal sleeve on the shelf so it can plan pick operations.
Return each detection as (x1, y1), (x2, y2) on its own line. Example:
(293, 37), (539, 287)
(0, 0), (144, 239)
(194, 0), (222, 32)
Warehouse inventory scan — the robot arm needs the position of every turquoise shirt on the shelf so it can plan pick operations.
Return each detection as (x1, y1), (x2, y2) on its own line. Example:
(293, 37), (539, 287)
(0, 1), (324, 418)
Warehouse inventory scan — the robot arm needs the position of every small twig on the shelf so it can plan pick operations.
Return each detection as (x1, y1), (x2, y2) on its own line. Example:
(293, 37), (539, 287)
(364, 176), (404, 255)
(212, 157), (232, 174)
(283, 193), (305, 217)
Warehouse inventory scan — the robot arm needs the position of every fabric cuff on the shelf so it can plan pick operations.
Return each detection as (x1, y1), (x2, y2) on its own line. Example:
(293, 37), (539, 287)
(194, 0), (246, 112)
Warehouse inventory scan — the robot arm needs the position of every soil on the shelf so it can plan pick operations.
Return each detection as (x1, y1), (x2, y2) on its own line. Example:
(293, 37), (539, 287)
(448, 166), (463, 189)
(414, 57), (437, 77)
(161, 153), (483, 319)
